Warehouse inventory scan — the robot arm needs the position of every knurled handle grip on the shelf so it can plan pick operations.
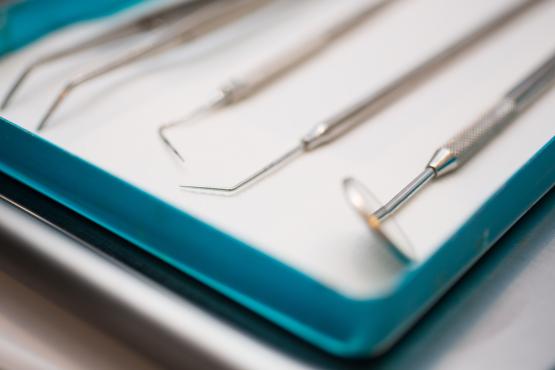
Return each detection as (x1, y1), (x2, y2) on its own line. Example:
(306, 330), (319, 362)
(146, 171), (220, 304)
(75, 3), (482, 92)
(429, 51), (555, 176)
(442, 98), (517, 165)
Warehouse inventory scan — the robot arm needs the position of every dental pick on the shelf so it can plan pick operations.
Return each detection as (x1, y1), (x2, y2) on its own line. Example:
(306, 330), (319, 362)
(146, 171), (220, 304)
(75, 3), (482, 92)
(344, 50), (555, 261)
(36, 0), (270, 131)
(158, 0), (396, 162)
(1, 0), (212, 109)
(180, 0), (543, 195)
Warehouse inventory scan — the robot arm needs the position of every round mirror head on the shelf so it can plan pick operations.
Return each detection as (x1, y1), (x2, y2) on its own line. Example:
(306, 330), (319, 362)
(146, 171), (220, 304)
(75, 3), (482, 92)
(343, 177), (416, 263)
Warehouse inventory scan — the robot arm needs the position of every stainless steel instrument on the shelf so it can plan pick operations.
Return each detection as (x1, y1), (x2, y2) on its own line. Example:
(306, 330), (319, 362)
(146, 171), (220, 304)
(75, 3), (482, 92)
(1, 0), (212, 109)
(35, 0), (270, 131)
(158, 0), (395, 162)
(179, 0), (544, 195)
(344, 50), (555, 262)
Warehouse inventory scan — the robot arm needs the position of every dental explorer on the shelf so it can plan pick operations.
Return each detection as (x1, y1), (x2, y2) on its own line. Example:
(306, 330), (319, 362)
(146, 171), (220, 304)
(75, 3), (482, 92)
(344, 50), (555, 262)
(180, 0), (544, 195)
(36, 0), (270, 131)
(1, 0), (213, 110)
(159, 0), (395, 162)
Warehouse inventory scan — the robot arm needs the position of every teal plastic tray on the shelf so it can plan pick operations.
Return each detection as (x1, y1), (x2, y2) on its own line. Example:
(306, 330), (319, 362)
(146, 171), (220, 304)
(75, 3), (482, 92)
(1, 119), (553, 357)
(0, 0), (142, 55)
(1, 2), (554, 357)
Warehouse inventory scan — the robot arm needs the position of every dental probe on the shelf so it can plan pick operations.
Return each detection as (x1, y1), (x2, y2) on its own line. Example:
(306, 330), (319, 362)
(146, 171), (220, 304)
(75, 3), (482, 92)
(344, 50), (555, 261)
(36, 0), (270, 131)
(1, 0), (212, 109)
(158, 0), (395, 162)
(179, 0), (544, 195)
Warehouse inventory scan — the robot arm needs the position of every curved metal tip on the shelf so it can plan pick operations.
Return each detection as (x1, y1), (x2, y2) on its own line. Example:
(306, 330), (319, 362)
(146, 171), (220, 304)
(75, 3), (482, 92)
(342, 177), (415, 264)
(157, 94), (226, 164)
(158, 125), (185, 163)
(36, 83), (75, 132)
(2, 66), (35, 110)
(179, 144), (304, 196)
(0, 96), (10, 110)
(179, 184), (242, 196)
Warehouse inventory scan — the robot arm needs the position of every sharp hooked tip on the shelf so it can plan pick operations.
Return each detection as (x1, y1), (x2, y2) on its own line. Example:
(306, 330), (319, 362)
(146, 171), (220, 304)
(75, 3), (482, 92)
(179, 184), (240, 196)
(158, 126), (185, 163)
(179, 144), (305, 196)
(156, 104), (219, 164)
(2, 67), (34, 110)
(36, 110), (55, 132)
(36, 117), (49, 132)
(1, 85), (19, 110)
(36, 84), (73, 132)
(171, 147), (186, 163)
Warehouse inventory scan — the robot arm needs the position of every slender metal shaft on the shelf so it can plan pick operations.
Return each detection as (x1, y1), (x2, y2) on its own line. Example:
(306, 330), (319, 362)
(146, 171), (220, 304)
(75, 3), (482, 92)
(158, 90), (228, 162)
(181, 0), (544, 195)
(36, 0), (270, 131)
(298, 0), (544, 151)
(180, 145), (303, 193)
(373, 168), (435, 221)
(158, 91), (228, 162)
(349, 50), (555, 224)
(159, 0), (395, 162)
(1, 0), (211, 109)
(220, 0), (394, 105)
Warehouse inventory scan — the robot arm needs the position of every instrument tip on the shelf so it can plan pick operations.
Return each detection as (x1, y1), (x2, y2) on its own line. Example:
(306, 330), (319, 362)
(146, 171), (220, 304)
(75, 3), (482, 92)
(179, 144), (304, 196)
(158, 125), (185, 163)
(343, 177), (374, 221)
(342, 176), (415, 263)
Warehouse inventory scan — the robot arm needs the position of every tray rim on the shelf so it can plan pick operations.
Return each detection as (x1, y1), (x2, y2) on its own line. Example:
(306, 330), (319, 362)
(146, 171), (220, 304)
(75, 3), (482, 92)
(1, 117), (553, 357)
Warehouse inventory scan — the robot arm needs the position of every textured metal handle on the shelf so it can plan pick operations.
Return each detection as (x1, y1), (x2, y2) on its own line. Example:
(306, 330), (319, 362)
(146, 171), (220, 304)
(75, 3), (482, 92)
(428, 99), (517, 175)
(447, 99), (517, 161)
(299, 0), (543, 151)
(429, 50), (555, 176)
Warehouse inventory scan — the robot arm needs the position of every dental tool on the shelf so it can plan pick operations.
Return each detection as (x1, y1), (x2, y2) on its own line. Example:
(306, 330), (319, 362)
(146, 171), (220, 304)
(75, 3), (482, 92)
(1, 0), (212, 109)
(36, 0), (270, 131)
(159, 0), (395, 162)
(180, 0), (544, 195)
(344, 50), (555, 262)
